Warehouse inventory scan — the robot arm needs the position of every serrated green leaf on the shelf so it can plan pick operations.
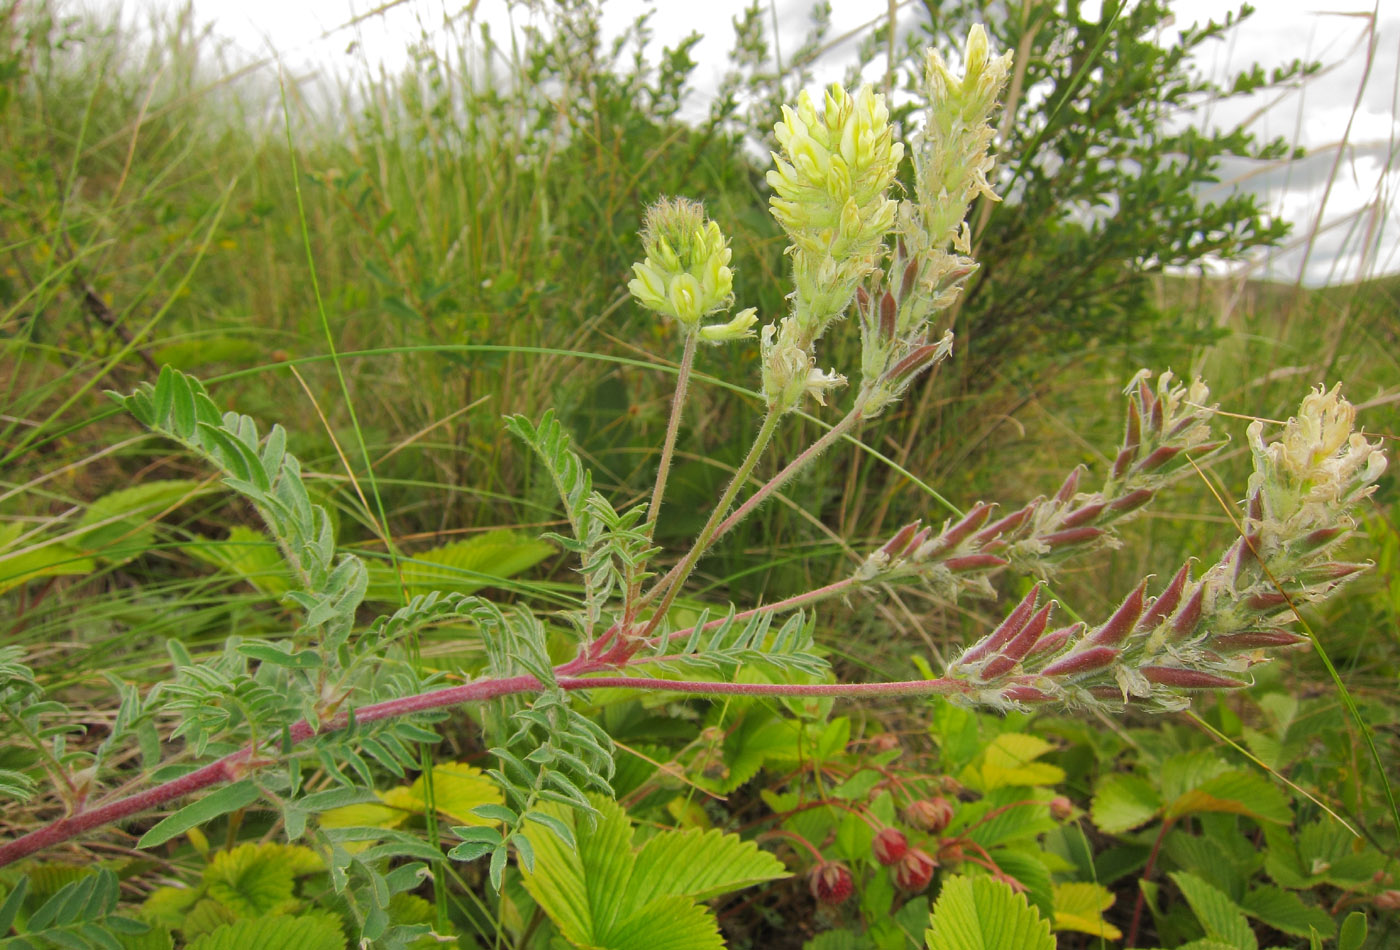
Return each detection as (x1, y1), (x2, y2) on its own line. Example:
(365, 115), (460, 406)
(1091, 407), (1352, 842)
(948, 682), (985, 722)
(401, 761), (504, 825)
(962, 733), (1065, 791)
(183, 914), (346, 950)
(925, 875), (1055, 950)
(602, 894), (723, 950)
(1239, 885), (1335, 939)
(0, 523), (97, 594)
(1092, 772), (1162, 833)
(520, 796), (782, 949)
(75, 480), (203, 559)
(186, 527), (292, 595)
(1166, 770), (1291, 825)
(1171, 871), (1257, 950)
(137, 781), (261, 849)
(202, 843), (296, 917)
(366, 531), (554, 602)
(629, 825), (789, 905)
(1052, 882), (1122, 939)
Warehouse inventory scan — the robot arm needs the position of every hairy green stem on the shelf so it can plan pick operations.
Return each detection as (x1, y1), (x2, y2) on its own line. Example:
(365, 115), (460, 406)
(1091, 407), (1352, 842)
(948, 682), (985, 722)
(708, 402), (865, 550)
(626, 333), (698, 622)
(645, 333), (699, 537)
(637, 407), (782, 637)
(646, 575), (859, 651)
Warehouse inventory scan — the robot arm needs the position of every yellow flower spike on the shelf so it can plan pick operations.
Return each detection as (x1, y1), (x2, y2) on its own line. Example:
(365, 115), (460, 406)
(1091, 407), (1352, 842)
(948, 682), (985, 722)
(766, 79), (904, 344)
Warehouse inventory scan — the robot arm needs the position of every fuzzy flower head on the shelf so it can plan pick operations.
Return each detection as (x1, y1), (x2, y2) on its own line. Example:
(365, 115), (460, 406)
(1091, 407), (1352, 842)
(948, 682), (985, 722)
(1248, 383), (1388, 543)
(628, 198), (737, 331)
(767, 83), (904, 335)
(760, 318), (847, 413)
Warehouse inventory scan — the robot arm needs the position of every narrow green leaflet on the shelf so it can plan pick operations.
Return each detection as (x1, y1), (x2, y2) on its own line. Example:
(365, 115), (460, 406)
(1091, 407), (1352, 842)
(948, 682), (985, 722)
(1338, 911), (1368, 950)
(137, 780), (262, 849)
(925, 875), (1055, 950)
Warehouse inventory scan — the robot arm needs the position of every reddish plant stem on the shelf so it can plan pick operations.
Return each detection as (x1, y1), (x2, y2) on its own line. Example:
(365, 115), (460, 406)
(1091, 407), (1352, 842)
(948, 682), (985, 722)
(0, 659), (974, 868)
(1127, 816), (1176, 948)
(0, 673), (539, 867)
(706, 406), (864, 553)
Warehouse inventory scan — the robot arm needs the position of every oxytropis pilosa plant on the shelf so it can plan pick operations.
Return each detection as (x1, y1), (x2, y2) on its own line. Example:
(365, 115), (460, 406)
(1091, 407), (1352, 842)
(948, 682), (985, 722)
(0, 24), (1387, 950)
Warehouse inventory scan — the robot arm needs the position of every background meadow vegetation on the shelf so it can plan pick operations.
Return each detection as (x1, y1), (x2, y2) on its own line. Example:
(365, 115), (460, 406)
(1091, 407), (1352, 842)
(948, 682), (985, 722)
(1, 0), (1398, 947)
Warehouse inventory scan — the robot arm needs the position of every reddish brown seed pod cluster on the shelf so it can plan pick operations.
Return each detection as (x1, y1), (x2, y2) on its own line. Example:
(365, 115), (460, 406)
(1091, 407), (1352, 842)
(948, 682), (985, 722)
(905, 796), (955, 834)
(871, 827), (908, 866)
(893, 848), (937, 891)
(809, 861), (855, 905)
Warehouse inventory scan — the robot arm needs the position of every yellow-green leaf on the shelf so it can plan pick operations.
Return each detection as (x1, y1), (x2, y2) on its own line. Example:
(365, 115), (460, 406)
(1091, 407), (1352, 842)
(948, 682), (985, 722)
(365, 530), (554, 602)
(961, 733), (1065, 791)
(0, 523), (95, 594)
(1052, 882), (1122, 939)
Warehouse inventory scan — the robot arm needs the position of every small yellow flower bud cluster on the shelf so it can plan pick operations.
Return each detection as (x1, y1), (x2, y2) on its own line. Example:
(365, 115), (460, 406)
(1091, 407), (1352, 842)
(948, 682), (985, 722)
(627, 198), (756, 344)
(759, 320), (846, 409)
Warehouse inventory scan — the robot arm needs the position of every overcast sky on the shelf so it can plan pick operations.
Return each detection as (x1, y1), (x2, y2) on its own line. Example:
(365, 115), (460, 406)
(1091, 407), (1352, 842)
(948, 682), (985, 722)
(120, 0), (1398, 286)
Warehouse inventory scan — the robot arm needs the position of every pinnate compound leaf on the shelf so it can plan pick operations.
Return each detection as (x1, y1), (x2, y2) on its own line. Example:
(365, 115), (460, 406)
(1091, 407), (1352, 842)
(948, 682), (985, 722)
(1238, 885), (1335, 939)
(137, 781), (261, 849)
(1052, 882), (1122, 939)
(1091, 772), (1161, 833)
(184, 914), (346, 950)
(925, 875), (1054, 950)
(629, 826), (789, 905)
(1166, 770), (1291, 825)
(1170, 871), (1258, 950)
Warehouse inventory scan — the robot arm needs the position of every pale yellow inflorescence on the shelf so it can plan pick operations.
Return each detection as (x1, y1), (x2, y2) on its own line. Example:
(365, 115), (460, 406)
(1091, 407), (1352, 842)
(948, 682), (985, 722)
(627, 197), (756, 344)
(767, 83), (904, 337)
(1248, 383), (1388, 543)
